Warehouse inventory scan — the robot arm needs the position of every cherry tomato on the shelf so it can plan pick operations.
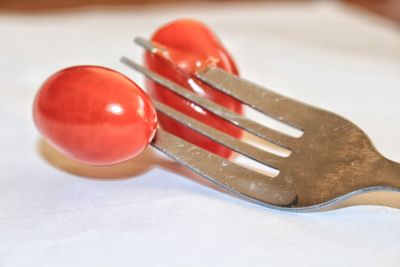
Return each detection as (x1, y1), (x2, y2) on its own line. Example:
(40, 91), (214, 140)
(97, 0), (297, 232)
(144, 19), (243, 159)
(33, 66), (157, 165)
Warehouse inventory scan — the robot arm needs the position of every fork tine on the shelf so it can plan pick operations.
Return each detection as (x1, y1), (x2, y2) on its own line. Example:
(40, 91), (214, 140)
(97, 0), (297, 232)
(121, 57), (295, 149)
(134, 36), (166, 54)
(152, 128), (297, 207)
(197, 67), (320, 129)
(154, 100), (284, 169)
(133, 37), (317, 130)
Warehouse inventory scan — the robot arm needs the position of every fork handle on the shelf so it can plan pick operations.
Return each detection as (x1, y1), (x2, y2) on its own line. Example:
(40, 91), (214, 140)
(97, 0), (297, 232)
(373, 158), (400, 191)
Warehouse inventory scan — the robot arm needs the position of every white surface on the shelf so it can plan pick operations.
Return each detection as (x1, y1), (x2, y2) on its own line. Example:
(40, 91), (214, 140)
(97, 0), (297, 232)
(1, 1), (400, 266)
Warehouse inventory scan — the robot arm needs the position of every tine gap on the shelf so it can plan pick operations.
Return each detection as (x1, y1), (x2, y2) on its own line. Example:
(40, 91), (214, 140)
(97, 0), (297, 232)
(232, 152), (280, 178)
(241, 131), (291, 158)
(245, 106), (303, 138)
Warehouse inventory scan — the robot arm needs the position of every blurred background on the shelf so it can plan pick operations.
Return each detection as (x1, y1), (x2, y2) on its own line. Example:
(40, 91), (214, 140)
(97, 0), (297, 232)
(0, 0), (398, 24)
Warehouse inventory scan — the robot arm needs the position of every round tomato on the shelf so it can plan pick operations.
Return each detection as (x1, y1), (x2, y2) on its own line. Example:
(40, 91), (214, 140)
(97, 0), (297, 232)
(33, 65), (157, 165)
(144, 19), (243, 159)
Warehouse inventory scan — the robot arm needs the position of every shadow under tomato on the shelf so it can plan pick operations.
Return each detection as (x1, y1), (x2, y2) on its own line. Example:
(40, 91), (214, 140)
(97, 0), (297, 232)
(36, 138), (223, 193)
(37, 138), (181, 180)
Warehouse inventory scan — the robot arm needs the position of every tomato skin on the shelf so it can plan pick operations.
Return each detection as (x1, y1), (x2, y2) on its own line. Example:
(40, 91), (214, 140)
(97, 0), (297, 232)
(145, 19), (243, 159)
(33, 66), (157, 165)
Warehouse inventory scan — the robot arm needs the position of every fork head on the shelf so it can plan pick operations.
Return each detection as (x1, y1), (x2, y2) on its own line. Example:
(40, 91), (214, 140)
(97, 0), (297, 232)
(196, 66), (400, 209)
(122, 37), (400, 211)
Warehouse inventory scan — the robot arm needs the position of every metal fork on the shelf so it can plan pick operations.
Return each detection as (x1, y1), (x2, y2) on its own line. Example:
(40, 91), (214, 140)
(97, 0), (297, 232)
(120, 37), (400, 211)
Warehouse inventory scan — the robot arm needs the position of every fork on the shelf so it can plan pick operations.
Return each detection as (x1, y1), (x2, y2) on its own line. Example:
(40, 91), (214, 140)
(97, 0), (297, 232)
(120, 37), (400, 211)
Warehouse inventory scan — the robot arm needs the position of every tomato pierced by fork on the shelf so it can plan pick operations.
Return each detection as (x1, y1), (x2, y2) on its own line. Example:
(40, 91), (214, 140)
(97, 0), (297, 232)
(33, 66), (157, 165)
(144, 19), (243, 159)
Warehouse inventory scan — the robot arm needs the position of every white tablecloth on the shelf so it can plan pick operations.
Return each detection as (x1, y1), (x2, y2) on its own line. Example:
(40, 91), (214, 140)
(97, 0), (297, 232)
(1, 1), (399, 266)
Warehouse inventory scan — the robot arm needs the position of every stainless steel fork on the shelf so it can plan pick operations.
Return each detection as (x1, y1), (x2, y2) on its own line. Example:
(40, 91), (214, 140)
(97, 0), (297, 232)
(120, 37), (400, 211)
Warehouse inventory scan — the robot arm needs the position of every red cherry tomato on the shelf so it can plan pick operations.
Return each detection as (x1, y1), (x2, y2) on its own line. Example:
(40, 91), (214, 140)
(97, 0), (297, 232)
(33, 66), (157, 165)
(145, 19), (243, 159)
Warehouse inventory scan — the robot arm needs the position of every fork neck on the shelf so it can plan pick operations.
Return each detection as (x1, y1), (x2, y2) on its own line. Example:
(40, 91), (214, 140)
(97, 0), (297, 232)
(372, 157), (400, 191)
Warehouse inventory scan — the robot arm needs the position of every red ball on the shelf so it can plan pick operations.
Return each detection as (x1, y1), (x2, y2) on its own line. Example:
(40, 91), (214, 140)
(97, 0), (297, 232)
(33, 66), (157, 165)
